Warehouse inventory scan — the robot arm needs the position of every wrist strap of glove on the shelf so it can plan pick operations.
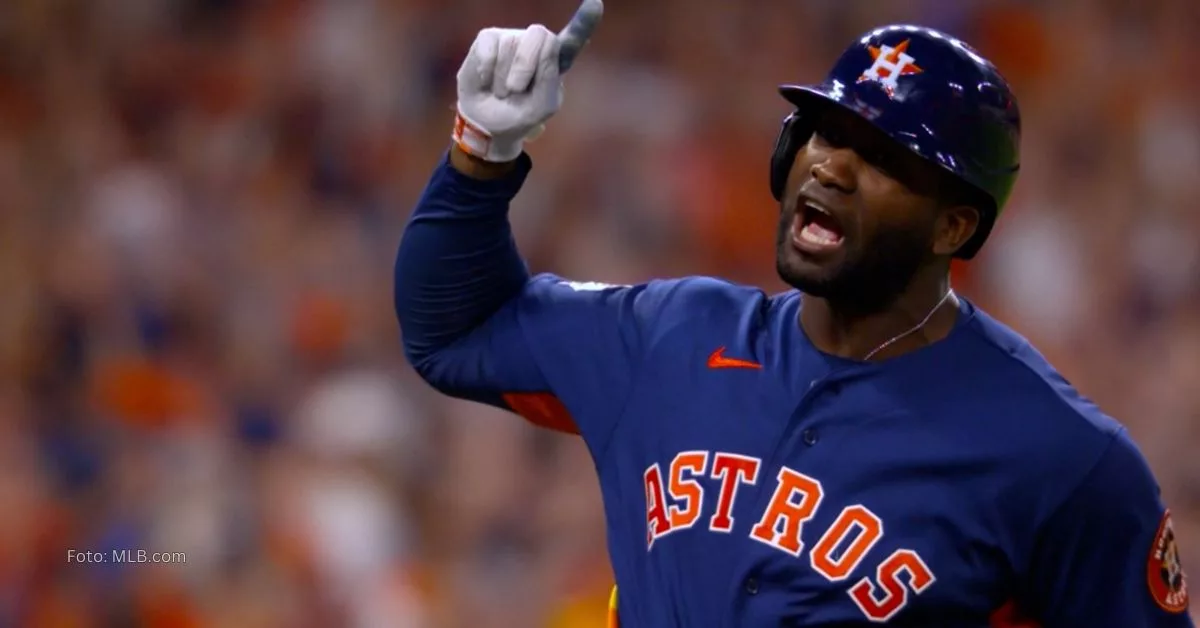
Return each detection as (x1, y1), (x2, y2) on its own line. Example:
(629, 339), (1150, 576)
(452, 112), (493, 160)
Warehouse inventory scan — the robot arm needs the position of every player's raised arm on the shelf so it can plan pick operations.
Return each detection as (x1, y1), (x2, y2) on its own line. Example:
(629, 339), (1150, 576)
(394, 1), (676, 454)
(1020, 430), (1194, 627)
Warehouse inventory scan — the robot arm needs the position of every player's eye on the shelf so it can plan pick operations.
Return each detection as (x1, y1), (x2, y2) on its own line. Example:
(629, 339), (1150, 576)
(813, 127), (847, 149)
(862, 147), (900, 177)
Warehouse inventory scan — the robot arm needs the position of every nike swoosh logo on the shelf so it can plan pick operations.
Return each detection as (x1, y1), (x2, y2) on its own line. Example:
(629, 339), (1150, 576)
(707, 346), (762, 370)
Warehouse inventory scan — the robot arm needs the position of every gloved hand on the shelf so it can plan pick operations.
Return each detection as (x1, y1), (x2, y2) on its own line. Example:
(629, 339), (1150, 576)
(453, 0), (604, 163)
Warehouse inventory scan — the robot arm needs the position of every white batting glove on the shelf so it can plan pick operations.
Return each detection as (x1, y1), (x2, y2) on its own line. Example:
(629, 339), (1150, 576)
(453, 0), (604, 163)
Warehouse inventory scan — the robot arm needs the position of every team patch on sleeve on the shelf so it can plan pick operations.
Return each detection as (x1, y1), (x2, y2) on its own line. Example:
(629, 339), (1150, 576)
(1147, 509), (1189, 613)
(560, 280), (627, 292)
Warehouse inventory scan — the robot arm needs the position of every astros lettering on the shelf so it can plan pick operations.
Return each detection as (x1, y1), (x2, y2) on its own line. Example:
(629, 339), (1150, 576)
(643, 450), (935, 623)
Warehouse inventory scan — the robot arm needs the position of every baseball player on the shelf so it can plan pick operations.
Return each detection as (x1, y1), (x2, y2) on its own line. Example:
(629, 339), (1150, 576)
(394, 1), (1194, 625)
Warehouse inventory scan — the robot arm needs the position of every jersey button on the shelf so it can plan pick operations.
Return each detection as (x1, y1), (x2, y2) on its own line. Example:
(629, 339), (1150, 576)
(802, 428), (819, 446)
(744, 578), (759, 595)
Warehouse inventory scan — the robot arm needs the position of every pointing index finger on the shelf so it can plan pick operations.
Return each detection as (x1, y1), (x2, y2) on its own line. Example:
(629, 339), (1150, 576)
(557, 0), (604, 73)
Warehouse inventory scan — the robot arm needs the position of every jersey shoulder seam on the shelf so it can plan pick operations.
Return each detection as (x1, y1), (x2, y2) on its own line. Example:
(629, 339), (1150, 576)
(518, 276), (647, 463)
(958, 317), (1126, 527)
(1030, 427), (1124, 539)
(957, 317), (1111, 436)
(592, 276), (767, 465)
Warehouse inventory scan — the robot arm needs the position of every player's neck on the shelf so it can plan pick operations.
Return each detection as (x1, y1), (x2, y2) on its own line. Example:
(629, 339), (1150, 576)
(800, 268), (959, 362)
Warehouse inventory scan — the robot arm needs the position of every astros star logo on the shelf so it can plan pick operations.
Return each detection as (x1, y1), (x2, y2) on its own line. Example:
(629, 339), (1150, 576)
(857, 39), (923, 97)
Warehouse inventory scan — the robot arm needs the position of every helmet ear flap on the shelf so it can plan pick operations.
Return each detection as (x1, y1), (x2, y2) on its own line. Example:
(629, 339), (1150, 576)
(769, 112), (812, 201)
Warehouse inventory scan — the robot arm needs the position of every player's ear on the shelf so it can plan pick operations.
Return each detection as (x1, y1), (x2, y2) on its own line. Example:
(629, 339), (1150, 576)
(932, 204), (980, 256)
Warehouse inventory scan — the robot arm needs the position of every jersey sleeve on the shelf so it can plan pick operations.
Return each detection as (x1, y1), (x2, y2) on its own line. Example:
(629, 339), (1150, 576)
(412, 272), (683, 452)
(395, 151), (692, 456)
(1022, 429), (1194, 627)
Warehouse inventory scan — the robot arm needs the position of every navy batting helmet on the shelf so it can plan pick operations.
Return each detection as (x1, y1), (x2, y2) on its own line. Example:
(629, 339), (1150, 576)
(769, 25), (1021, 259)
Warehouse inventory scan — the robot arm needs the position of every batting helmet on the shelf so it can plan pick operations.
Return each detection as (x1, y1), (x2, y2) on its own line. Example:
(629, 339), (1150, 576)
(769, 25), (1021, 259)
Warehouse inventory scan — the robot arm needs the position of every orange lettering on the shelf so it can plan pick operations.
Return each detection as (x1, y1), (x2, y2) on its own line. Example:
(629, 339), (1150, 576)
(848, 549), (936, 622)
(644, 464), (670, 548)
(811, 505), (884, 581)
(749, 468), (824, 556)
(667, 451), (709, 530)
(709, 453), (761, 533)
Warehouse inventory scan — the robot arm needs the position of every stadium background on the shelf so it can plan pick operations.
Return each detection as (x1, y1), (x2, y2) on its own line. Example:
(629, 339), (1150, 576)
(0, 0), (1197, 626)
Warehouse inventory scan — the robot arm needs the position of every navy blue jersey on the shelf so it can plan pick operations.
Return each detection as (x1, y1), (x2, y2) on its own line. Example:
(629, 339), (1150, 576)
(394, 152), (1193, 626)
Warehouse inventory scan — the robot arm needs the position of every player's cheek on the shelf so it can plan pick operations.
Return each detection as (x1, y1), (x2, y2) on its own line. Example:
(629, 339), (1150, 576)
(786, 147), (816, 196)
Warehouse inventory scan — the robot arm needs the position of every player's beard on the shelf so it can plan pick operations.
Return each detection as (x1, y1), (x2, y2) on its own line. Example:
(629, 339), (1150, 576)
(774, 209), (935, 317)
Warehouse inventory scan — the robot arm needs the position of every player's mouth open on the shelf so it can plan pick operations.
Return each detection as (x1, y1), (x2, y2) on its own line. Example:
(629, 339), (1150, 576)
(792, 200), (845, 254)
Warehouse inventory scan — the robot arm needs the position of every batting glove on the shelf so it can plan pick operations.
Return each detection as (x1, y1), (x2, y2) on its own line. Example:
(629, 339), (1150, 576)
(453, 0), (603, 163)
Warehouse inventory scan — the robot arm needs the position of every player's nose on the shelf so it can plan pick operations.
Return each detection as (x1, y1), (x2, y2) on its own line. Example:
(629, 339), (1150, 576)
(809, 147), (859, 195)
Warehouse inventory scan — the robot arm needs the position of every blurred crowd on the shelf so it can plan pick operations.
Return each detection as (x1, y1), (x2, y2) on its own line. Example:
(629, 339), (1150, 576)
(0, 0), (1196, 626)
